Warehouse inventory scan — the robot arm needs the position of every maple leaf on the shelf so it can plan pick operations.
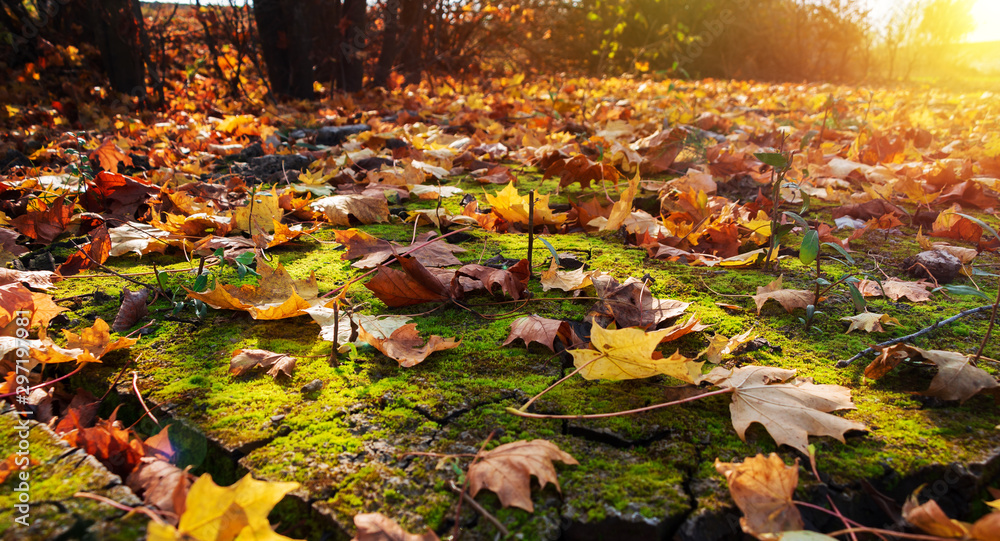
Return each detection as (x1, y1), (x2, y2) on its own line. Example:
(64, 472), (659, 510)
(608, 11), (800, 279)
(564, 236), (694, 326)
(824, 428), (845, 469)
(453, 261), (529, 300)
(9, 195), (73, 244)
(57, 226), (112, 277)
(856, 278), (933, 302)
(81, 171), (158, 218)
(108, 222), (172, 257)
(62, 408), (145, 478)
(91, 139), (133, 173)
(112, 287), (149, 332)
(0, 268), (60, 290)
(700, 328), (755, 363)
(715, 453), (804, 538)
(335, 229), (465, 269)
(751, 276), (815, 314)
(0, 283), (34, 328)
(358, 322), (460, 367)
(147, 473), (301, 541)
(706, 365), (867, 454)
(186, 257), (320, 319)
(467, 439), (578, 512)
(570, 324), (704, 383)
(230, 348), (297, 379)
(127, 458), (193, 522)
(485, 183), (567, 226)
(602, 172), (641, 231)
(365, 256), (453, 307)
(902, 493), (969, 539)
(841, 312), (899, 333)
(304, 306), (411, 346)
(588, 275), (689, 330)
(540, 260), (602, 292)
(352, 513), (439, 541)
(503, 315), (582, 352)
(232, 187), (283, 235)
(311, 193), (390, 226)
(31, 318), (136, 365)
(542, 154), (621, 190)
(864, 344), (998, 403)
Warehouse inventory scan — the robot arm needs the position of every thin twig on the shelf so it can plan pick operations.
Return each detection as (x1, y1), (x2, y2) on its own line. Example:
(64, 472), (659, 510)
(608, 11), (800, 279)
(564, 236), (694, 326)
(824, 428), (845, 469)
(508, 388), (734, 420)
(448, 480), (510, 537)
(74, 492), (171, 524)
(0, 364), (85, 400)
(826, 526), (957, 541)
(130, 371), (160, 427)
(837, 305), (994, 368)
(972, 281), (1000, 363)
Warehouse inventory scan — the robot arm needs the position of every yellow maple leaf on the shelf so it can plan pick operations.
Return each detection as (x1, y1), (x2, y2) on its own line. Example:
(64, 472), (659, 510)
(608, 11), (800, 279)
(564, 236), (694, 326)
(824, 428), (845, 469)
(485, 183), (566, 226)
(147, 473), (301, 541)
(232, 187), (283, 235)
(570, 324), (703, 383)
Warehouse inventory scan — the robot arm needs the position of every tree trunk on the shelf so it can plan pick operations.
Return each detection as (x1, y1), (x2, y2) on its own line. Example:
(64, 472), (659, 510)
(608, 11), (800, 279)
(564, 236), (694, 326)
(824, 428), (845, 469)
(253, 0), (313, 99)
(373, 0), (401, 88)
(337, 0), (366, 91)
(86, 0), (146, 97)
(399, 0), (424, 85)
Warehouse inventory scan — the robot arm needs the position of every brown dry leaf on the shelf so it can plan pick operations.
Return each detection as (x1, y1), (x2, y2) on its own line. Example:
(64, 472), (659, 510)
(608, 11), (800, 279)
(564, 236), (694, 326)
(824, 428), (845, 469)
(0, 283), (34, 328)
(186, 257), (320, 319)
(91, 138), (133, 173)
(352, 513), (439, 541)
(467, 439), (578, 512)
(707, 365), (867, 454)
(357, 322), (460, 367)
(700, 328), (755, 363)
(588, 275), (689, 330)
(57, 226), (111, 277)
(112, 287), (149, 333)
(752, 276), (815, 314)
(503, 315), (582, 352)
(108, 222), (172, 257)
(28, 292), (67, 335)
(10, 196), (74, 244)
(856, 278), (933, 302)
(62, 410), (145, 478)
(0, 268), (60, 290)
(311, 193), (390, 226)
(864, 344), (998, 403)
(715, 453), (804, 538)
(542, 154), (620, 190)
(453, 262), (529, 300)
(230, 348), (296, 379)
(841, 312), (900, 333)
(540, 260), (602, 292)
(127, 458), (193, 522)
(335, 229), (465, 269)
(570, 324), (704, 383)
(365, 254), (453, 307)
(902, 492), (970, 538)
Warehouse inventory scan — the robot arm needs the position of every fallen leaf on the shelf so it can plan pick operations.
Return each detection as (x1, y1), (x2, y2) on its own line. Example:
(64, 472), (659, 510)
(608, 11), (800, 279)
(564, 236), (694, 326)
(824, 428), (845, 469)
(467, 439), (578, 512)
(485, 183), (566, 226)
(91, 139), (133, 173)
(540, 259), (602, 292)
(365, 254), (454, 307)
(0, 268), (59, 290)
(57, 226), (111, 276)
(841, 312), (899, 333)
(706, 365), (867, 454)
(9, 195), (73, 244)
(311, 193), (390, 226)
(602, 172), (641, 231)
(700, 328), (755, 363)
(715, 453), (804, 538)
(902, 492), (970, 539)
(453, 262), (528, 300)
(232, 187), (283, 235)
(570, 324), (704, 383)
(856, 278), (933, 302)
(146, 473), (301, 541)
(588, 275), (689, 330)
(542, 154), (620, 190)
(108, 222), (172, 257)
(112, 287), (149, 333)
(751, 276), (815, 314)
(32, 318), (136, 365)
(864, 344), (998, 403)
(352, 513), (439, 541)
(82, 171), (157, 218)
(127, 458), (193, 522)
(230, 348), (297, 379)
(503, 315), (581, 352)
(186, 257), (321, 319)
(0, 283), (34, 328)
(358, 322), (460, 367)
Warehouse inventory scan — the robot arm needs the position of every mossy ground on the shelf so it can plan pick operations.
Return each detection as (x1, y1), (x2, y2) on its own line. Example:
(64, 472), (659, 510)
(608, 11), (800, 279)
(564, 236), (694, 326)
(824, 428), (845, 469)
(33, 169), (1000, 539)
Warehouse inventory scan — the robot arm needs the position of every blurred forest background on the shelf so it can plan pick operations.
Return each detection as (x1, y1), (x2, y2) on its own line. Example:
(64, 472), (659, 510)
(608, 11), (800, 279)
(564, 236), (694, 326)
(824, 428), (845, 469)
(0, 0), (996, 112)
